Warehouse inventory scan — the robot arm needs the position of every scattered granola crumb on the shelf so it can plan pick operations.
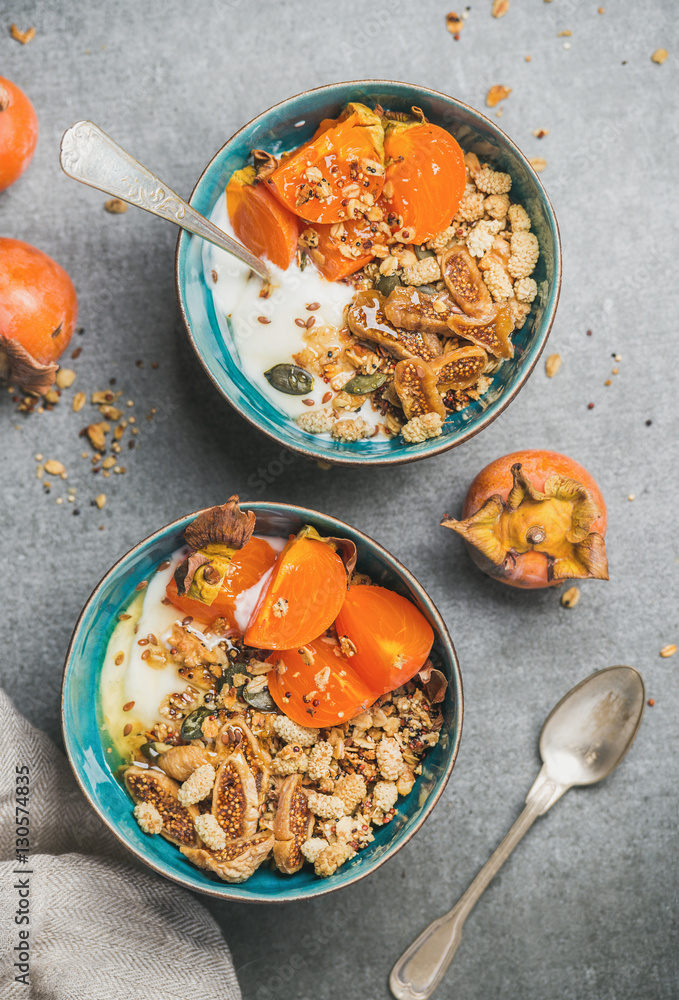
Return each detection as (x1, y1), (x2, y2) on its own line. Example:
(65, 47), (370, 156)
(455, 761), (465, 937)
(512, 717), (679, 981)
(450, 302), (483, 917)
(545, 353), (562, 378)
(55, 368), (77, 389)
(561, 586), (580, 609)
(558, 30), (572, 37)
(72, 391), (87, 412)
(194, 813), (227, 850)
(272, 597), (288, 618)
(486, 85), (512, 108)
(446, 11), (463, 37)
(651, 49), (668, 65)
(95, 493), (107, 509)
(104, 198), (128, 214)
(10, 24), (36, 44)
(491, 0), (509, 17)
(532, 129), (549, 139)
(44, 459), (66, 476)
(627, 494), (635, 502)
(529, 157), (547, 172)
(134, 801), (163, 835)
(660, 644), (677, 658)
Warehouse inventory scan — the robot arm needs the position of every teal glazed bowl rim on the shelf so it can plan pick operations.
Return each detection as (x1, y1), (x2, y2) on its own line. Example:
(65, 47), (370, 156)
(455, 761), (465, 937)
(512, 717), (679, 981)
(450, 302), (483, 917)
(61, 501), (463, 903)
(174, 79), (562, 467)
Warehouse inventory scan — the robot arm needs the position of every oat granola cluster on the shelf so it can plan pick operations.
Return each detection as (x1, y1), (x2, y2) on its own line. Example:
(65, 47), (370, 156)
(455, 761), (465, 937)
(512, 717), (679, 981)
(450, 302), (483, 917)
(293, 150), (540, 445)
(123, 619), (444, 882)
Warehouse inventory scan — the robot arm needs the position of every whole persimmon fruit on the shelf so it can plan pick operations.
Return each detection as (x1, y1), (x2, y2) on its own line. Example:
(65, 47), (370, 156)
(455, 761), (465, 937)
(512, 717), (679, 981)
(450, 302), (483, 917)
(442, 450), (608, 588)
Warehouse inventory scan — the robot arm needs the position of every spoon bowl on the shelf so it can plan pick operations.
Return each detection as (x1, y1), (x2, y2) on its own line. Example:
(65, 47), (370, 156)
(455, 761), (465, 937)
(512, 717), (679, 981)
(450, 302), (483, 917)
(540, 665), (645, 788)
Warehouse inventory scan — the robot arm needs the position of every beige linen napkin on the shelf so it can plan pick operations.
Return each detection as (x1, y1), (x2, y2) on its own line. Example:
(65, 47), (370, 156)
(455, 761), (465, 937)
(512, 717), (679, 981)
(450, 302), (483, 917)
(0, 689), (241, 999)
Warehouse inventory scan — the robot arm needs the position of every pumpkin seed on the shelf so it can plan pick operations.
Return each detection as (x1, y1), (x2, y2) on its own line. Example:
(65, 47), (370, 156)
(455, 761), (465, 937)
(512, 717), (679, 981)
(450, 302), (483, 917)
(140, 742), (163, 762)
(413, 245), (436, 260)
(374, 273), (402, 297)
(243, 686), (277, 712)
(416, 283), (438, 296)
(342, 372), (388, 395)
(264, 363), (314, 396)
(180, 706), (213, 741)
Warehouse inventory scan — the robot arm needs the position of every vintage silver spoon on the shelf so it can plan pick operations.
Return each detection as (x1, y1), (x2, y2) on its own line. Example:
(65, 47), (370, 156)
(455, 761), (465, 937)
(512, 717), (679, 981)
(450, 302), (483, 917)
(59, 120), (270, 281)
(390, 665), (645, 1000)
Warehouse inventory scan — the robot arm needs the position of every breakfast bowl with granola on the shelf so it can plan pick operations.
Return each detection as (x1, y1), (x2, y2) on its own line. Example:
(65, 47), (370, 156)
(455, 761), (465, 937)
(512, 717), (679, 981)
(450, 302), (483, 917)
(176, 80), (560, 465)
(61, 499), (462, 901)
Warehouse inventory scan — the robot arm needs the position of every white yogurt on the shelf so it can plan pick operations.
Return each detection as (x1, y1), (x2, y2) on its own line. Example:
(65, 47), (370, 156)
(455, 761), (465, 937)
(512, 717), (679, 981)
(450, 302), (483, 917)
(100, 537), (284, 749)
(202, 193), (382, 432)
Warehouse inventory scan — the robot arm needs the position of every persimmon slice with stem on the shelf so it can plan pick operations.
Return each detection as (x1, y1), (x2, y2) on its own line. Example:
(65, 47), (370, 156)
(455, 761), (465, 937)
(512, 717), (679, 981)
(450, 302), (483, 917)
(334, 585), (434, 696)
(244, 528), (350, 650)
(166, 537), (278, 628)
(381, 120), (466, 243)
(226, 165), (299, 270)
(267, 638), (374, 728)
(266, 103), (385, 224)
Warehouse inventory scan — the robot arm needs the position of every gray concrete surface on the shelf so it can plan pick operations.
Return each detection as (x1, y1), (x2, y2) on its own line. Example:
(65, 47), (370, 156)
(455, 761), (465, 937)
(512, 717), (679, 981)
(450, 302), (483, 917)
(2, 1), (677, 997)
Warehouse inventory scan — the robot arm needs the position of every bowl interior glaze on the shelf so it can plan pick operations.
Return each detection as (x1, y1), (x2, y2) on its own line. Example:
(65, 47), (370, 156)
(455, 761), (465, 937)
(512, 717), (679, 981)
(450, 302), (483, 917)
(175, 80), (561, 466)
(62, 503), (462, 902)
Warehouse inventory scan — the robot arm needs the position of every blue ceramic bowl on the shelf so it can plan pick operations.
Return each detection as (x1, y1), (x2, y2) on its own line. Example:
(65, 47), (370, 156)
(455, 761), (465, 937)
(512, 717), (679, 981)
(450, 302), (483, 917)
(62, 502), (462, 903)
(175, 80), (561, 466)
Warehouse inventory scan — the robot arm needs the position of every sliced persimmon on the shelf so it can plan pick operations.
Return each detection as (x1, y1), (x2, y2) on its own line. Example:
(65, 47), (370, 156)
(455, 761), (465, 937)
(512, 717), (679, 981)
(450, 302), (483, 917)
(381, 121), (466, 242)
(334, 585), (434, 696)
(266, 103), (385, 224)
(226, 165), (299, 270)
(166, 537), (278, 629)
(244, 530), (348, 650)
(267, 638), (374, 727)
(307, 218), (388, 281)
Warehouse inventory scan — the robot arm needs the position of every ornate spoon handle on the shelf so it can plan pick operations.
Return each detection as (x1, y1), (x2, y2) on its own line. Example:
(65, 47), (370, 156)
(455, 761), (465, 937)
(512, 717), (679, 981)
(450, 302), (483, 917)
(389, 767), (568, 1000)
(59, 120), (269, 281)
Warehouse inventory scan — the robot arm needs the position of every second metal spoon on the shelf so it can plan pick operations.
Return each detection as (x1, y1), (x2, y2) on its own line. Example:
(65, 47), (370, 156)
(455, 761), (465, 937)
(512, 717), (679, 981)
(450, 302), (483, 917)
(390, 665), (645, 1000)
(59, 120), (270, 281)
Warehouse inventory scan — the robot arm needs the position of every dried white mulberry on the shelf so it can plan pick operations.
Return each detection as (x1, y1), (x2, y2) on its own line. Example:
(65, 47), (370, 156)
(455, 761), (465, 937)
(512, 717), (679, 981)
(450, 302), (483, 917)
(514, 276), (538, 303)
(177, 763), (216, 806)
(401, 256), (441, 287)
(507, 203), (531, 232)
(482, 260), (514, 302)
(331, 416), (371, 441)
(307, 741), (333, 780)
(273, 716), (319, 747)
(296, 408), (335, 435)
(134, 801), (163, 835)
(484, 194), (510, 220)
(314, 839), (356, 877)
(507, 231), (539, 278)
(272, 745), (309, 776)
(426, 226), (457, 254)
(194, 813), (227, 851)
(465, 219), (503, 258)
(373, 780), (399, 813)
(474, 167), (512, 195)
(401, 411), (444, 444)
(306, 790), (347, 820)
(300, 837), (329, 864)
(334, 773), (367, 814)
(457, 186), (486, 223)
(376, 737), (404, 781)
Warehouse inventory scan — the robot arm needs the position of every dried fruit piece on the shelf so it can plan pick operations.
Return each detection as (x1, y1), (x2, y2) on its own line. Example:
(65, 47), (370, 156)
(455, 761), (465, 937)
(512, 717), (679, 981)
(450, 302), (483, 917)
(441, 247), (493, 318)
(347, 290), (441, 361)
(428, 345), (488, 390)
(124, 766), (200, 848)
(393, 358), (446, 420)
(486, 85), (512, 108)
(545, 353), (562, 378)
(182, 831), (274, 882)
(159, 744), (213, 782)
(442, 451), (609, 588)
(219, 716), (271, 801)
(446, 303), (515, 358)
(383, 285), (460, 335)
(273, 774), (314, 874)
(211, 751), (259, 840)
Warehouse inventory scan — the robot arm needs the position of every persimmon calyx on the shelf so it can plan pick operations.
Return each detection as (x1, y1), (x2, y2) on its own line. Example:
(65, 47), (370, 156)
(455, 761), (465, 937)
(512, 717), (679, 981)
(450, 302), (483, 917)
(0, 334), (58, 396)
(296, 524), (357, 582)
(175, 497), (256, 603)
(442, 462), (609, 581)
